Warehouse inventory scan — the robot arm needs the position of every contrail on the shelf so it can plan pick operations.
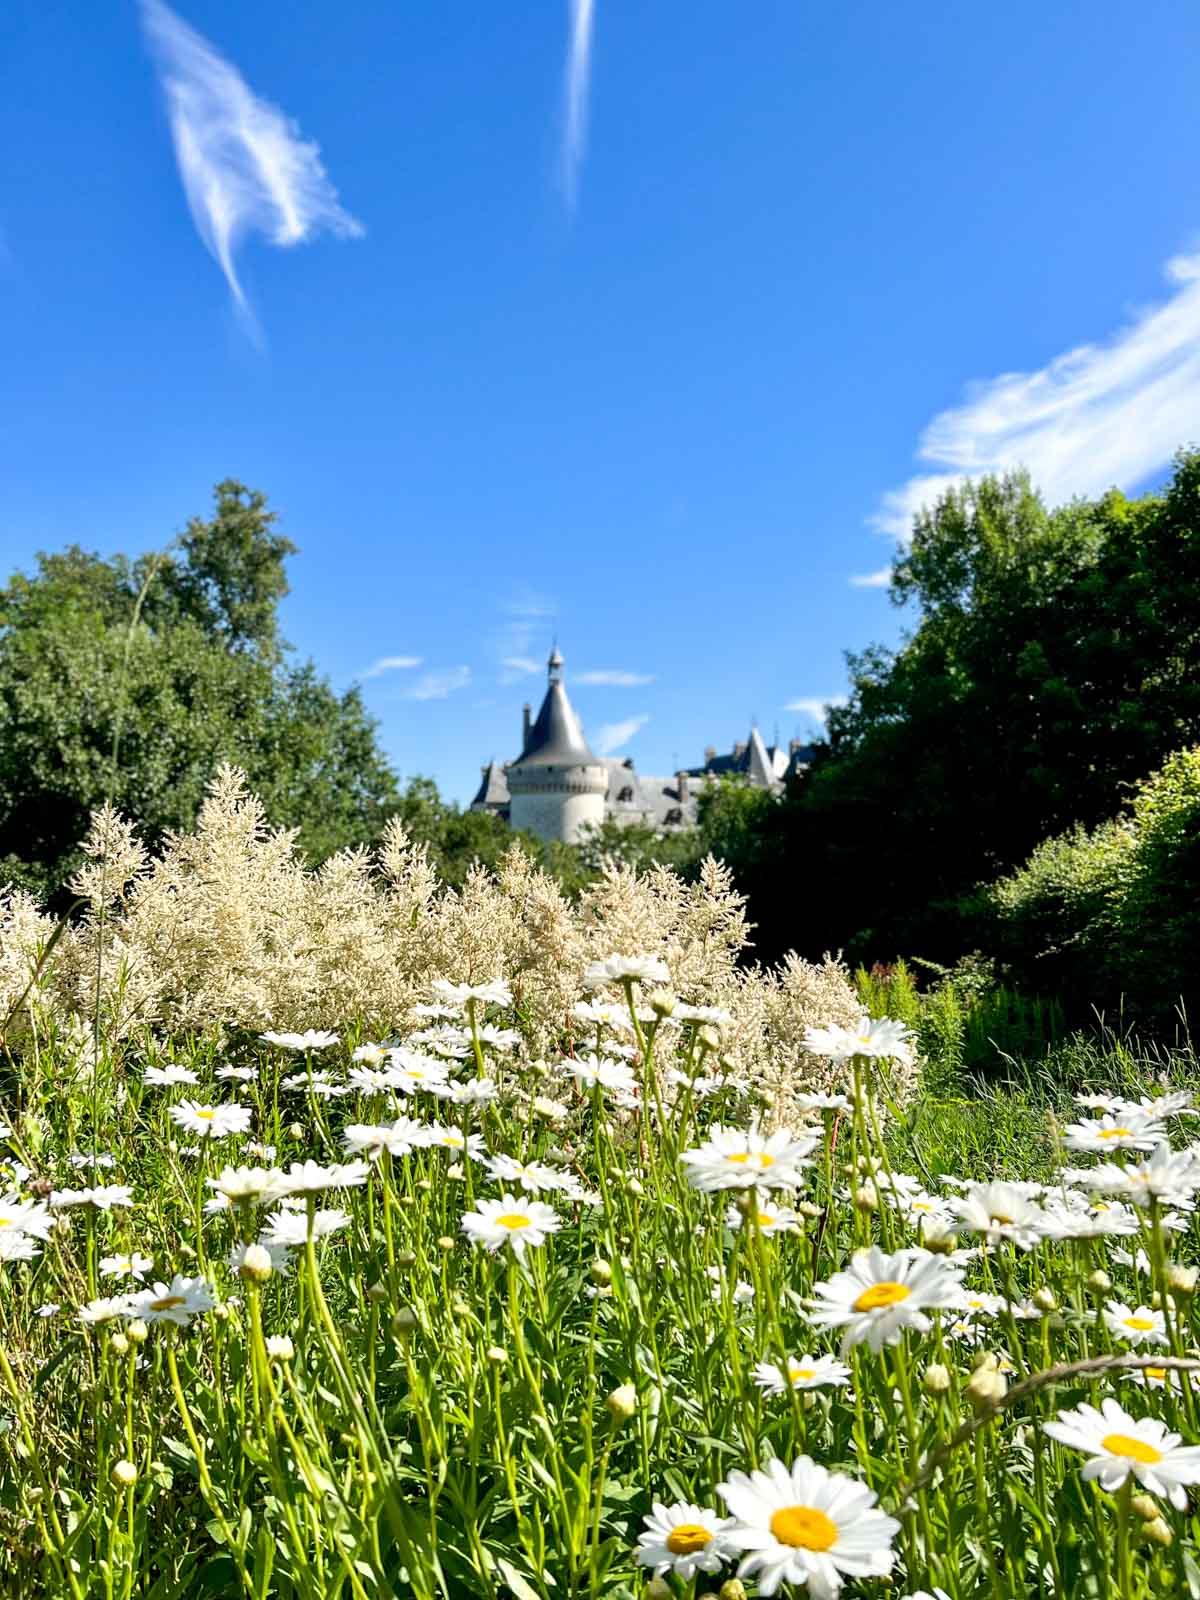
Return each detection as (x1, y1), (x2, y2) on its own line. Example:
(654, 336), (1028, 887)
(141, 0), (363, 319)
(562, 0), (596, 210)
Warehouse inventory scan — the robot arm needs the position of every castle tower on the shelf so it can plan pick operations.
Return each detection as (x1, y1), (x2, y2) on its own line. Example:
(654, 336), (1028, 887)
(506, 648), (608, 844)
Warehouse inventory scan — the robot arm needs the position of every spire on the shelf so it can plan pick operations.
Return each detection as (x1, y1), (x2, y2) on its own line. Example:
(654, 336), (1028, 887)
(512, 645), (599, 768)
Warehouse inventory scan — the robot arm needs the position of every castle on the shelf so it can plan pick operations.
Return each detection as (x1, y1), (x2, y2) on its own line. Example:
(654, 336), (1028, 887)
(470, 648), (814, 844)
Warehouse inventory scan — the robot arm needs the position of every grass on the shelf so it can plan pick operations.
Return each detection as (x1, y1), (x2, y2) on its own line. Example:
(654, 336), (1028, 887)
(2, 996), (1200, 1599)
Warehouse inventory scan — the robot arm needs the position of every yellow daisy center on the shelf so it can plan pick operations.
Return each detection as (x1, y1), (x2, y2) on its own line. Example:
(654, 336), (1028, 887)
(770, 1505), (839, 1551)
(1100, 1128), (1133, 1139)
(496, 1214), (531, 1230)
(195, 1110), (215, 1121)
(757, 1212), (776, 1226)
(989, 1211), (1014, 1225)
(853, 1281), (911, 1312)
(1145, 1368), (1168, 1382)
(665, 1524), (713, 1556)
(1107, 1440), (1158, 1465)
(150, 1295), (187, 1311)
(1124, 1316), (1157, 1331)
(789, 1366), (818, 1383)
(726, 1151), (774, 1169)
(1102, 1433), (1163, 1464)
(0, 1217), (13, 1227)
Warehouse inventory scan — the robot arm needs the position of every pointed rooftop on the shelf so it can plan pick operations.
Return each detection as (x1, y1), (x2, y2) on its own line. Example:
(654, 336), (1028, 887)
(509, 648), (600, 769)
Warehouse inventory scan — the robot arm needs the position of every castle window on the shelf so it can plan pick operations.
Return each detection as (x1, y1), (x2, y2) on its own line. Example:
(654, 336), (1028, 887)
(664, 807), (683, 825)
(617, 784), (634, 802)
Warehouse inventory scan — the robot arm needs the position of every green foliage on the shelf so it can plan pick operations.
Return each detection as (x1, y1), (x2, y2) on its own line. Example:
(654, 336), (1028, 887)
(984, 745), (1200, 1028)
(0, 482), (399, 895)
(735, 450), (1200, 973)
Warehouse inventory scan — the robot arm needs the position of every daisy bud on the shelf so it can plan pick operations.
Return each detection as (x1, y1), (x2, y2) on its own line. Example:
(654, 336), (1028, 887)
(436, 1235), (455, 1252)
(447, 1162), (465, 1181)
(451, 1295), (470, 1318)
(486, 1345), (508, 1364)
(966, 1364), (1007, 1415)
(110, 1332), (130, 1356)
(646, 989), (675, 1018)
(605, 1383), (638, 1422)
(392, 1307), (419, 1336)
(1032, 1286), (1057, 1313)
(397, 1250), (417, 1268)
(1087, 1269), (1112, 1294)
(1151, 1291), (1163, 1310)
(923, 1363), (952, 1395)
(1168, 1264), (1198, 1295)
(798, 1201), (822, 1219)
(719, 1583), (748, 1600)
(590, 1258), (613, 1285)
(854, 1184), (879, 1212)
(366, 1280), (388, 1304)
(698, 1026), (721, 1052)
(287, 1123), (305, 1140)
(416, 1178), (434, 1194)
(735, 1189), (757, 1215)
(110, 1459), (137, 1488)
(265, 1335), (295, 1361)
(625, 1177), (645, 1198)
(1131, 1493), (1161, 1521)
(126, 1320), (149, 1345)
(923, 1225), (959, 1255)
(644, 1581), (673, 1600)
(238, 1244), (274, 1283)
(1141, 1517), (1173, 1547)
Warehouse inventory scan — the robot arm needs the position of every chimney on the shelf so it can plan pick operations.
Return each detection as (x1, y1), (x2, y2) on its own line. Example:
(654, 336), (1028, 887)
(522, 702), (532, 745)
(704, 745), (716, 764)
(789, 737), (802, 756)
(733, 741), (747, 760)
(677, 770), (689, 804)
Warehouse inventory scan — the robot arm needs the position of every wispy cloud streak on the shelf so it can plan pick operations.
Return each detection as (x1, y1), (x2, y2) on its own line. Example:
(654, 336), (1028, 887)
(873, 250), (1200, 537)
(141, 0), (363, 316)
(403, 666), (471, 702)
(594, 713), (649, 755)
(360, 655), (421, 680)
(784, 696), (847, 725)
(562, 0), (596, 209)
(576, 669), (654, 687)
(848, 568), (891, 590)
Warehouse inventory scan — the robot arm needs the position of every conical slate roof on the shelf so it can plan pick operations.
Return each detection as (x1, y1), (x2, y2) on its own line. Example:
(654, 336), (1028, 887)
(510, 652), (600, 768)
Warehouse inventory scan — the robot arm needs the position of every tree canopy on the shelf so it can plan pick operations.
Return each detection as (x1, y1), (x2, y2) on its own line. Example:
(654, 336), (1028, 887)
(0, 482), (400, 896)
(733, 450), (1200, 967)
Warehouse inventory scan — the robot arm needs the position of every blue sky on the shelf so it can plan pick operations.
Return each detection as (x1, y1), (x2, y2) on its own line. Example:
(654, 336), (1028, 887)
(4, 2), (1200, 802)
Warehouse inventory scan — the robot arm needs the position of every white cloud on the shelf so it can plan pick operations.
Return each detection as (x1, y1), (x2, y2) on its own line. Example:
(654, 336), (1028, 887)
(562, 0), (596, 210)
(501, 656), (541, 676)
(141, 0), (363, 317)
(784, 696), (848, 725)
(576, 669), (655, 686)
(849, 568), (891, 590)
(360, 654), (421, 680)
(403, 666), (471, 702)
(593, 713), (649, 755)
(873, 250), (1200, 537)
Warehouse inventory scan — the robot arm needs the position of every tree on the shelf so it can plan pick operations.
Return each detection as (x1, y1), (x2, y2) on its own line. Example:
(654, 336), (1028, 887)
(0, 482), (399, 896)
(744, 450), (1200, 967)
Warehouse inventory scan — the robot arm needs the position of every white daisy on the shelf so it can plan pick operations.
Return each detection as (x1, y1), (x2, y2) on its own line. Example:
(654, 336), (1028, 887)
(725, 1199), (803, 1235)
(806, 1246), (963, 1354)
(563, 1054), (639, 1095)
(582, 953), (670, 989)
(681, 1125), (816, 1192)
(385, 1055), (451, 1094)
(351, 1043), (391, 1067)
(216, 1065), (258, 1082)
(752, 1354), (852, 1395)
(460, 1195), (560, 1256)
(206, 1165), (290, 1205)
(130, 1274), (216, 1326)
(262, 1208), (351, 1246)
(718, 1455), (899, 1597)
(50, 1185), (134, 1211)
(634, 1501), (735, 1581)
(348, 1065), (398, 1094)
(1044, 1398), (1200, 1507)
(279, 1160), (370, 1194)
(794, 1093), (852, 1114)
(1077, 1144), (1200, 1209)
(169, 1102), (252, 1140)
(143, 1065), (199, 1086)
(430, 977), (513, 1008)
(801, 1015), (914, 1066)
(0, 1231), (39, 1262)
(229, 1239), (293, 1276)
(79, 1295), (136, 1325)
(485, 1154), (567, 1194)
(1103, 1302), (1168, 1347)
(424, 1126), (485, 1160)
(261, 1030), (340, 1052)
(448, 1077), (499, 1106)
(342, 1119), (428, 1159)
(476, 1026), (521, 1051)
(0, 1192), (53, 1241)
(1062, 1113), (1165, 1154)
(949, 1182), (1049, 1249)
(100, 1252), (154, 1282)
(1125, 1363), (1184, 1392)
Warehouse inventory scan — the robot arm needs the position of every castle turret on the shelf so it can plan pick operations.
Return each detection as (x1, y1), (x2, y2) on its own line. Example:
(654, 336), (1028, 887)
(506, 649), (608, 844)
